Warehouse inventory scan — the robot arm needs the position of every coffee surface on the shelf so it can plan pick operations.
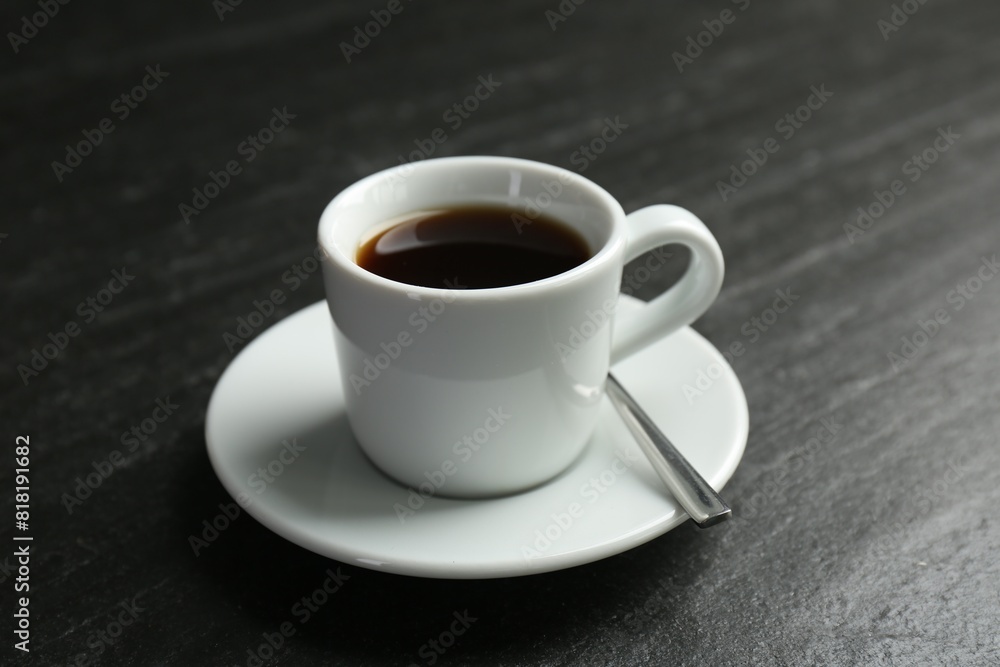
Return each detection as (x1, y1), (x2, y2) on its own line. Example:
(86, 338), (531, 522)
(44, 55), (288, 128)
(356, 206), (591, 289)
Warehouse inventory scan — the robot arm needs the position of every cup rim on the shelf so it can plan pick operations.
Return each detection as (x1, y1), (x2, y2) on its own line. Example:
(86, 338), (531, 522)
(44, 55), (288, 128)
(317, 155), (627, 299)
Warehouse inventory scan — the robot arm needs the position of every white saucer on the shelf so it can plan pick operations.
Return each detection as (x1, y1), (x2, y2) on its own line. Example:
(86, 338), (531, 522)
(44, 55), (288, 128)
(205, 296), (748, 579)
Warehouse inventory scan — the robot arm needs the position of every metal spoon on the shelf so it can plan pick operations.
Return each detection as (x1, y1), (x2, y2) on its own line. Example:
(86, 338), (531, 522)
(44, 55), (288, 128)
(606, 373), (732, 528)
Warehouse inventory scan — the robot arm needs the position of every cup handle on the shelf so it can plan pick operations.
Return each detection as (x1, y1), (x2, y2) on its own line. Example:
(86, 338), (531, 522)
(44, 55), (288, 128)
(611, 205), (725, 365)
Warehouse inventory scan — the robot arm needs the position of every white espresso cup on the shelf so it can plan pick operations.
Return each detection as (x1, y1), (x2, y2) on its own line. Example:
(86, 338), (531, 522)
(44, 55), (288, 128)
(318, 156), (724, 498)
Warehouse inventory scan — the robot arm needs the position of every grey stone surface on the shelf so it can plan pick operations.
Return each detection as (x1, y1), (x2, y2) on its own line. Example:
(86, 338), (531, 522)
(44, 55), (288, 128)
(1, 0), (998, 665)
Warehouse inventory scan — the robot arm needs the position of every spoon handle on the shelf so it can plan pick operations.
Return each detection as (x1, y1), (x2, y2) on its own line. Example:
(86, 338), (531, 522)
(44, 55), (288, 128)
(606, 374), (732, 528)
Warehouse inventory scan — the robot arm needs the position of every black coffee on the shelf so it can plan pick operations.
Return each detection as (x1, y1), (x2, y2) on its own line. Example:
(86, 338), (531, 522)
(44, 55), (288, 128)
(356, 205), (591, 289)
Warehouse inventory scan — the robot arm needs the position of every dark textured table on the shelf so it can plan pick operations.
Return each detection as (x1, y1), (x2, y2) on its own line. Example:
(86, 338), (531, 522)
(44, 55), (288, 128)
(3, 0), (999, 665)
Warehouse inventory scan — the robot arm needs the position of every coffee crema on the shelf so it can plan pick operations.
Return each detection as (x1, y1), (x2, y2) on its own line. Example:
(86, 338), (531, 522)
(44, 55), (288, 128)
(356, 205), (591, 289)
